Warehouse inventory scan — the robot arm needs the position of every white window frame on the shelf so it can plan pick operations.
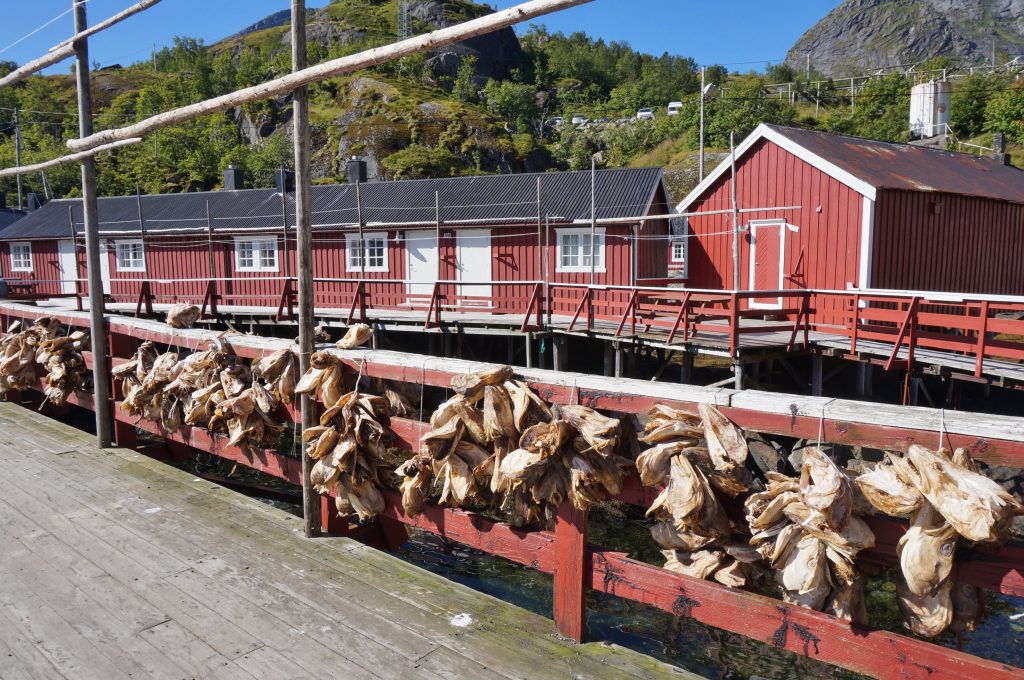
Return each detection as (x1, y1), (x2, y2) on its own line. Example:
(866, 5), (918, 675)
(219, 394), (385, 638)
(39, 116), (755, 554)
(671, 239), (685, 263)
(234, 236), (279, 273)
(345, 232), (389, 273)
(114, 239), (146, 272)
(555, 227), (606, 274)
(9, 242), (32, 272)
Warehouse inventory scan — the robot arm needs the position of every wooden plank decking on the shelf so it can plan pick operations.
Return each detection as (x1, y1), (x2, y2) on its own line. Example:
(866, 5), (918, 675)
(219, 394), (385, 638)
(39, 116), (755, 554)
(0, 402), (689, 680)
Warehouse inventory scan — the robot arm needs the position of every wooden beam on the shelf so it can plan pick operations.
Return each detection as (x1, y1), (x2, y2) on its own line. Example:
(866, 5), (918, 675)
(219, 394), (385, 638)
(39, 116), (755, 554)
(292, 0), (320, 539)
(0, 138), (142, 178)
(66, 0), (595, 152)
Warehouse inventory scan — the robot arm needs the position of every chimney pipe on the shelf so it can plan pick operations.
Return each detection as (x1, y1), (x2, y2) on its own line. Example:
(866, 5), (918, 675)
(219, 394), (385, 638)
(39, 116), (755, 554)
(992, 132), (1011, 165)
(275, 169), (295, 193)
(347, 156), (368, 184)
(224, 165), (246, 191)
(25, 193), (41, 211)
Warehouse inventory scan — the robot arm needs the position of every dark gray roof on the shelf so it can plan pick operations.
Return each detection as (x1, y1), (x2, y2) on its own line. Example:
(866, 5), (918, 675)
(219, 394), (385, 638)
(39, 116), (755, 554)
(767, 124), (1024, 204)
(0, 167), (666, 240)
(0, 208), (26, 234)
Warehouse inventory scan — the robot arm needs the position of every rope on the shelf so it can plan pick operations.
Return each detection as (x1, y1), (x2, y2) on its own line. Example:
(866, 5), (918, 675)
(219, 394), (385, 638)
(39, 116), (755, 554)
(938, 408), (946, 451)
(0, 1), (87, 55)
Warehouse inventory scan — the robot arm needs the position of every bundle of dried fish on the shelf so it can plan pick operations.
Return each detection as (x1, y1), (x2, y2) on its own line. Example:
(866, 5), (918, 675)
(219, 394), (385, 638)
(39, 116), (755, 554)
(337, 324), (373, 349)
(297, 356), (393, 522)
(399, 365), (628, 529)
(0, 318), (59, 393)
(252, 348), (298, 403)
(166, 304), (201, 329)
(745, 447), (875, 622)
(637, 404), (755, 587)
(856, 445), (1022, 637)
(0, 318), (92, 406)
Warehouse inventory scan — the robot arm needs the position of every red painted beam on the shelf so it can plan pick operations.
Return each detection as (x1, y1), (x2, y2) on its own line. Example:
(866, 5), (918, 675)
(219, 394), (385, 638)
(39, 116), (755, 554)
(588, 550), (1023, 680)
(552, 502), (588, 641)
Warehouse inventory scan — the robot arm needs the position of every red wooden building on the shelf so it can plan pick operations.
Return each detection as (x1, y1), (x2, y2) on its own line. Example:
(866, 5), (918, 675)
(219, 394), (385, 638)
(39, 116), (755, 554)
(676, 124), (1024, 316)
(0, 167), (671, 313)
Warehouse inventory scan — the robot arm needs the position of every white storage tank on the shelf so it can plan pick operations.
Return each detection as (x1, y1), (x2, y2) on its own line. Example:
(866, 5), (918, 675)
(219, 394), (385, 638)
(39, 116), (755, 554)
(909, 80), (952, 139)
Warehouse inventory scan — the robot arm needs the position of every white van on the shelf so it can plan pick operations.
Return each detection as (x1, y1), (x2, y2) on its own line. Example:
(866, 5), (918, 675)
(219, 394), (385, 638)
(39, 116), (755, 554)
(636, 107), (655, 121)
(667, 101), (683, 116)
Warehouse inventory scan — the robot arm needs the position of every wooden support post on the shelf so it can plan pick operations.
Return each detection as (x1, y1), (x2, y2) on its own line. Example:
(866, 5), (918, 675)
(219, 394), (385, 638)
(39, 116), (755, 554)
(73, 0), (112, 449)
(614, 342), (624, 378)
(552, 501), (588, 642)
(679, 351), (693, 383)
(603, 341), (614, 377)
(292, 0), (320, 538)
(552, 335), (566, 371)
(811, 353), (823, 397)
(733, 359), (744, 390)
(525, 333), (534, 368)
(907, 375), (920, 407)
(857, 362), (873, 398)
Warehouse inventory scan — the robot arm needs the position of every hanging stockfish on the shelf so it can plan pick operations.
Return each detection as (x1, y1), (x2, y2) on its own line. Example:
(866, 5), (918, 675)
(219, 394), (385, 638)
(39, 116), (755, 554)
(252, 348), (298, 403)
(296, 352), (393, 522)
(337, 324), (373, 349)
(856, 445), (1022, 637)
(166, 303), (202, 329)
(636, 404), (757, 588)
(0, 318), (92, 406)
(745, 447), (875, 622)
(400, 365), (629, 530)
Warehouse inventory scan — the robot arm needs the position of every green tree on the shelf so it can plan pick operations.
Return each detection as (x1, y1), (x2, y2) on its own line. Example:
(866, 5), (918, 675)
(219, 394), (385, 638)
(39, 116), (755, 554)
(453, 55), (479, 103)
(381, 144), (461, 179)
(482, 79), (539, 132)
(984, 80), (1024, 145)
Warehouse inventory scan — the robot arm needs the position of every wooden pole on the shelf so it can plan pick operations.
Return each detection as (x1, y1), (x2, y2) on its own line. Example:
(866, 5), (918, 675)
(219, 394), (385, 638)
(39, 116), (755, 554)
(292, 0), (320, 538)
(68, 0), (595, 152)
(205, 200), (215, 279)
(0, 0), (162, 90)
(536, 176), (543, 318)
(13, 108), (22, 209)
(280, 167), (290, 279)
(698, 67), (706, 182)
(135, 185), (147, 249)
(435, 191), (441, 280)
(590, 155), (596, 285)
(730, 132), (740, 292)
(356, 181), (364, 269)
(68, 205), (81, 300)
(73, 0), (112, 448)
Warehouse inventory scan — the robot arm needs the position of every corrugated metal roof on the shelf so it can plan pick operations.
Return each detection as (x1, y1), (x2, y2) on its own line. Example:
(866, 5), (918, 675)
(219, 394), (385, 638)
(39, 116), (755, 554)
(0, 167), (665, 240)
(767, 124), (1024, 204)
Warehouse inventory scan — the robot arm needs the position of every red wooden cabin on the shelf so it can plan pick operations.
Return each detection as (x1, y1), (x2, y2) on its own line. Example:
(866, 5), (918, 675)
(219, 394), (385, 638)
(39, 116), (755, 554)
(0, 168), (672, 314)
(676, 124), (1024, 321)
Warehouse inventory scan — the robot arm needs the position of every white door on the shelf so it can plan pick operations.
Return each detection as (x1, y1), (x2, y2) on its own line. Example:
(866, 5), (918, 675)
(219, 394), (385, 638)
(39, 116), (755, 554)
(455, 229), (492, 305)
(57, 240), (77, 294)
(748, 220), (789, 310)
(99, 242), (112, 295)
(405, 230), (438, 301)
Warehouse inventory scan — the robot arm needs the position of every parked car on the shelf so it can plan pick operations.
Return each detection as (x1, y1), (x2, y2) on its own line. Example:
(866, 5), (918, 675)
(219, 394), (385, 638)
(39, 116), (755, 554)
(548, 116), (565, 127)
(667, 101), (683, 116)
(636, 107), (654, 121)
(571, 114), (588, 125)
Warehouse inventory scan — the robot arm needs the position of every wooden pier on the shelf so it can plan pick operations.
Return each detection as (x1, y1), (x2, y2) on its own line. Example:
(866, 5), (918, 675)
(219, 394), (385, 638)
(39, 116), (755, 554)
(0, 403), (685, 680)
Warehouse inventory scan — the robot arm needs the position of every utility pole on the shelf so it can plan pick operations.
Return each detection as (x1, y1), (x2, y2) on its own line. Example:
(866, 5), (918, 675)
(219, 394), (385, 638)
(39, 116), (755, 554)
(805, 53), (811, 84)
(699, 66), (706, 182)
(13, 108), (22, 210)
(291, 0), (320, 538)
(73, 0), (112, 448)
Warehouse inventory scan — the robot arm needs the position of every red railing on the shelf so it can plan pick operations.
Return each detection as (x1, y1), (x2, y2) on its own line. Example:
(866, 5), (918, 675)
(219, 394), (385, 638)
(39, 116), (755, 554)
(48, 276), (1024, 381)
(3, 300), (1023, 680)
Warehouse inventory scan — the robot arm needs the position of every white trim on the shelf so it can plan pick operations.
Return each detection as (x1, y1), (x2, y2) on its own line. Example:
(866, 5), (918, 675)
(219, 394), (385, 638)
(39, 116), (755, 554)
(670, 238), (686, 263)
(9, 242), (32, 272)
(233, 236), (279, 273)
(748, 219), (787, 310)
(858, 196), (875, 290)
(345, 231), (389, 273)
(675, 123), (877, 213)
(555, 226), (606, 274)
(114, 239), (146, 272)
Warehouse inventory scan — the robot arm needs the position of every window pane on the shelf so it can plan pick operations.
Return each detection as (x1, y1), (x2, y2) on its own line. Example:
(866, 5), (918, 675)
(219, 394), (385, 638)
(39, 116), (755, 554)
(367, 239), (384, 268)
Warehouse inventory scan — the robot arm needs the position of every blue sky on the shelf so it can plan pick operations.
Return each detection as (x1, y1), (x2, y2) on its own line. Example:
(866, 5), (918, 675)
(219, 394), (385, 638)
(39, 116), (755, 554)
(2, 0), (842, 74)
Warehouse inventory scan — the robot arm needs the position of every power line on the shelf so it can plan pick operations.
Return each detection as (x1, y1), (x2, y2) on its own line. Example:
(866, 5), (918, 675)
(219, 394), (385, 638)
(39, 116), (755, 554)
(0, 1), (89, 55)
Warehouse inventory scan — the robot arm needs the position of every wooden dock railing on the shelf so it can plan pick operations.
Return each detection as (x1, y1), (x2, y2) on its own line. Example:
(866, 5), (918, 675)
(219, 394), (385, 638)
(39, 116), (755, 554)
(1, 300), (1023, 680)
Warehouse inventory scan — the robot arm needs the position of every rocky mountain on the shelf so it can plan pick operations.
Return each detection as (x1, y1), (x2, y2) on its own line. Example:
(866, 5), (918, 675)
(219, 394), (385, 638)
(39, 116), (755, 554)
(787, 0), (1024, 76)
